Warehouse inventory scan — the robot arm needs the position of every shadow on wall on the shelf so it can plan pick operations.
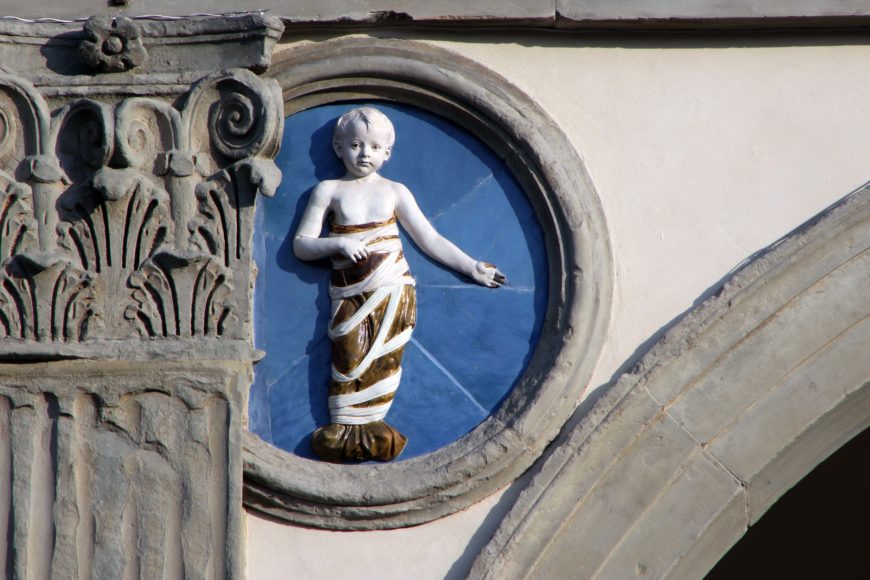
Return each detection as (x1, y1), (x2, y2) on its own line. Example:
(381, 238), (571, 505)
(599, 179), (870, 399)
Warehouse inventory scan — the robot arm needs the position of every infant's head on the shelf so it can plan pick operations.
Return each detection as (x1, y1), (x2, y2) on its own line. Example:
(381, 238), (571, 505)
(333, 107), (396, 150)
(332, 107), (396, 178)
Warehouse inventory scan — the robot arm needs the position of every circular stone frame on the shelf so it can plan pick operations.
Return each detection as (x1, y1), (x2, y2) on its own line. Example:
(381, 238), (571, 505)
(243, 37), (613, 530)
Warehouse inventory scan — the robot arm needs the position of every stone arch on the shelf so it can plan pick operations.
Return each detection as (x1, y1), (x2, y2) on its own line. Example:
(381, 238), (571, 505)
(471, 185), (870, 578)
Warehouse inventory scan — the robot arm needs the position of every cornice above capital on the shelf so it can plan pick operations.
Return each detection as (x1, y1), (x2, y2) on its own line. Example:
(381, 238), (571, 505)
(0, 14), (283, 98)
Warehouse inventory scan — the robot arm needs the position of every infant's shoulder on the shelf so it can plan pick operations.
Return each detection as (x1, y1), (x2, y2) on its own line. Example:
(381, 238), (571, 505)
(313, 178), (341, 193)
(378, 177), (412, 196)
(309, 178), (341, 201)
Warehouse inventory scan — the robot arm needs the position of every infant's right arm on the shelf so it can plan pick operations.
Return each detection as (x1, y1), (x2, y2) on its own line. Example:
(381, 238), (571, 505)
(293, 182), (369, 263)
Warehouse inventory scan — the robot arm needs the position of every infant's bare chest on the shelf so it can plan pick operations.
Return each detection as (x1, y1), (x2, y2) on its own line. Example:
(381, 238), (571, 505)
(330, 190), (397, 224)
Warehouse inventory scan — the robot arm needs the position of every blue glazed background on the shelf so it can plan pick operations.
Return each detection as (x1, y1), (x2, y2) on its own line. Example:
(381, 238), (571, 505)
(249, 102), (547, 460)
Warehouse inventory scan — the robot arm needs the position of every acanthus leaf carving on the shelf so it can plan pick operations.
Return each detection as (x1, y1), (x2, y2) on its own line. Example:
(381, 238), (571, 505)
(0, 254), (95, 341)
(241, 156), (282, 199)
(0, 16), (284, 580)
(0, 67), (282, 345)
(0, 170), (36, 263)
(57, 168), (171, 338)
(58, 167), (172, 273)
(125, 251), (237, 339)
(189, 158), (280, 266)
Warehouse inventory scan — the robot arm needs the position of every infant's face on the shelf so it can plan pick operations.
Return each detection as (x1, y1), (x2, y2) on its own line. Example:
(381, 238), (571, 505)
(334, 120), (392, 178)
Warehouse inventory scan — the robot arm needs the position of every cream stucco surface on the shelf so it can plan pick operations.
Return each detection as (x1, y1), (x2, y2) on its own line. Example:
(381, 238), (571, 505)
(248, 34), (870, 579)
(246, 485), (526, 579)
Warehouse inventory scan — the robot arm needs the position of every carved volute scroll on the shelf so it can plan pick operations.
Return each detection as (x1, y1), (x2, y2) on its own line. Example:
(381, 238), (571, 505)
(0, 40), (282, 345)
(0, 14), (284, 580)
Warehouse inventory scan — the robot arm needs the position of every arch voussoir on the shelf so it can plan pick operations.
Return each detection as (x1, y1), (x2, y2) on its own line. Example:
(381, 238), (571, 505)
(472, 185), (870, 579)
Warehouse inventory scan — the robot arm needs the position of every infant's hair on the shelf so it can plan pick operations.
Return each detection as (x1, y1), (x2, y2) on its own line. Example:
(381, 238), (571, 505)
(333, 107), (396, 148)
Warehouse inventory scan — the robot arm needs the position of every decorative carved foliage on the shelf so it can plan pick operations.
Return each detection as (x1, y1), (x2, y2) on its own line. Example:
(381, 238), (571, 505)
(126, 252), (236, 338)
(55, 169), (171, 338)
(0, 255), (94, 341)
(0, 68), (281, 345)
(0, 171), (36, 262)
(59, 168), (171, 274)
(189, 158), (281, 267)
(0, 16), (281, 580)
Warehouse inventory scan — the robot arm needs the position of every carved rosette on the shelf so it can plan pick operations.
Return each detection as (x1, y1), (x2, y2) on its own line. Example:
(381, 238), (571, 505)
(0, 68), (282, 344)
(79, 16), (147, 73)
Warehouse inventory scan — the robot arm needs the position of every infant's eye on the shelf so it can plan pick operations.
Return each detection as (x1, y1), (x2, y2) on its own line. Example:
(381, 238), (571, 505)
(373, 145), (380, 150)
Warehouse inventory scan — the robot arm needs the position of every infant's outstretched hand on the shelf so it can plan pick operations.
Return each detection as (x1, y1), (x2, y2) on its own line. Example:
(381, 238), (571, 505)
(473, 261), (506, 288)
(339, 238), (369, 263)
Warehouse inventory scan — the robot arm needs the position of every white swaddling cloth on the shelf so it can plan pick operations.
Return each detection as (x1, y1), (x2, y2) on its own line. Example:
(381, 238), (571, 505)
(327, 219), (415, 425)
(328, 220), (415, 299)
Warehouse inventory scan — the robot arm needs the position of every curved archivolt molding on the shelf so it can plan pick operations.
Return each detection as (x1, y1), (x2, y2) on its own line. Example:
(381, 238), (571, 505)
(471, 185), (870, 578)
(242, 38), (613, 529)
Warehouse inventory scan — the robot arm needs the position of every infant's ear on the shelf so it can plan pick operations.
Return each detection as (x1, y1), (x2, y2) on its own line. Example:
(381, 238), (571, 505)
(384, 147), (392, 159)
(332, 141), (342, 157)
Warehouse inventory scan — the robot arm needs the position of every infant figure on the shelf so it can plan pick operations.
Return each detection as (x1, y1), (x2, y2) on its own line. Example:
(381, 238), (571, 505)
(293, 107), (504, 462)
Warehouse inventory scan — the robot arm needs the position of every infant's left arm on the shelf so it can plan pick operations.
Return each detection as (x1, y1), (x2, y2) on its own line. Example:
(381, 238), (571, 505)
(395, 183), (504, 288)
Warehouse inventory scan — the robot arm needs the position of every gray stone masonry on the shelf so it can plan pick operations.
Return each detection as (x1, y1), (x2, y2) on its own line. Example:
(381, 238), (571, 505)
(471, 185), (870, 579)
(2, 1), (869, 30)
(0, 14), (284, 579)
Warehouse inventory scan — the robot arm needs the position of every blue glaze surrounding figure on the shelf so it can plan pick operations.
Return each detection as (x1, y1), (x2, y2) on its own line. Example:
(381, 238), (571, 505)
(249, 102), (547, 460)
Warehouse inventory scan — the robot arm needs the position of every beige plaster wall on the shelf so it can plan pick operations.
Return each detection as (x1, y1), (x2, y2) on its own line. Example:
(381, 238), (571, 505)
(247, 34), (870, 579)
